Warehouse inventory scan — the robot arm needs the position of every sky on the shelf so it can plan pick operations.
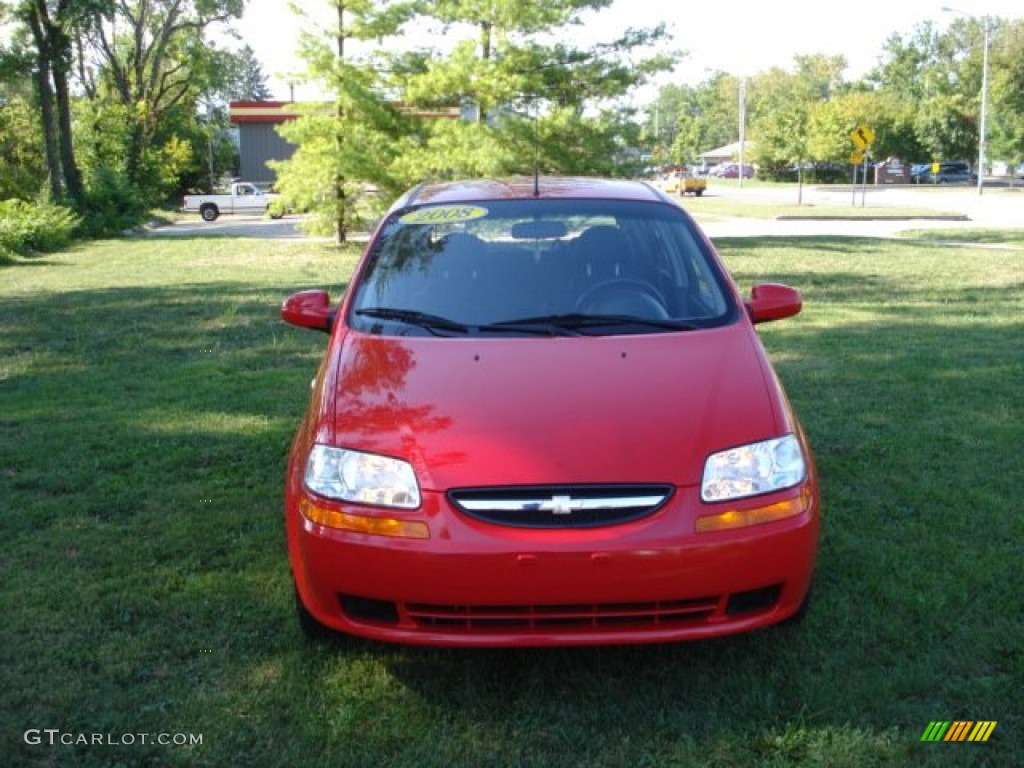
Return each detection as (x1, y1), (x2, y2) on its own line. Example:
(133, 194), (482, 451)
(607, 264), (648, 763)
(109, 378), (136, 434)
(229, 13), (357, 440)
(235, 0), (1024, 102)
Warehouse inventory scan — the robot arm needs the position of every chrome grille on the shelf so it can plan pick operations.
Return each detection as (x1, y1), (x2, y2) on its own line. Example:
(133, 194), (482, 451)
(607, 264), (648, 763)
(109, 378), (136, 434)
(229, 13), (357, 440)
(448, 484), (673, 528)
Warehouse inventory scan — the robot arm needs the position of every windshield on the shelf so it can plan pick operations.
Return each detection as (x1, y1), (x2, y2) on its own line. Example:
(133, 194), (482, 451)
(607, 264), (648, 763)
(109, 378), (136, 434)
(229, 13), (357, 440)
(348, 198), (738, 337)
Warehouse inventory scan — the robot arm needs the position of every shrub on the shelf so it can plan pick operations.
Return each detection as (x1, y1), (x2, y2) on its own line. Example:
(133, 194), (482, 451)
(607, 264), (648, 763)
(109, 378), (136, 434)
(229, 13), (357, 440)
(0, 198), (80, 256)
(760, 163), (851, 184)
(76, 167), (149, 237)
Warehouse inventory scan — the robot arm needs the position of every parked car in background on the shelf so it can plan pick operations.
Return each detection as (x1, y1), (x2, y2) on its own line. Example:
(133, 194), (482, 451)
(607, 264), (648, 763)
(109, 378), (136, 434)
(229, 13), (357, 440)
(709, 163), (755, 179)
(658, 168), (707, 197)
(182, 181), (283, 221)
(911, 162), (976, 185)
(280, 175), (819, 648)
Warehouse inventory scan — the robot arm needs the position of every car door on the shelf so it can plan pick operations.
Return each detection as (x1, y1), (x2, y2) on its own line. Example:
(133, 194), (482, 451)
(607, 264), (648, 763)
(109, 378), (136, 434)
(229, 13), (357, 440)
(234, 184), (267, 214)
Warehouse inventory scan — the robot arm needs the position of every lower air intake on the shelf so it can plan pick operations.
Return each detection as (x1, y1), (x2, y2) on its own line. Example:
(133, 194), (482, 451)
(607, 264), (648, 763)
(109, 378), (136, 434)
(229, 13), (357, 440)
(406, 597), (718, 631)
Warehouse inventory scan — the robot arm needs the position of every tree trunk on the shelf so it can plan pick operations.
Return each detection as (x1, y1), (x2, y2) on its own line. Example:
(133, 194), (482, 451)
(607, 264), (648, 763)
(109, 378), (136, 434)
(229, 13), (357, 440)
(335, 1), (347, 244)
(126, 122), (147, 185)
(477, 21), (492, 123)
(51, 26), (84, 204)
(25, 4), (63, 201)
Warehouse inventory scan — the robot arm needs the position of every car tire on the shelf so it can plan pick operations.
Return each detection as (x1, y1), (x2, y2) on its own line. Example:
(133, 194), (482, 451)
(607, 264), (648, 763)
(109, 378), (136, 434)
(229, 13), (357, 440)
(200, 204), (219, 222)
(294, 585), (339, 642)
(781, 583), (813, 626)
(695, 189), (704, 197)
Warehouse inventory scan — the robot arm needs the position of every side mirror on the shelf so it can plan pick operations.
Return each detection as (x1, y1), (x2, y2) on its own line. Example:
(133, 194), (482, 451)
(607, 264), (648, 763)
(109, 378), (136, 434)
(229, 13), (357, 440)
(745, 283), (802, 324)
(282, 289), (334, 333)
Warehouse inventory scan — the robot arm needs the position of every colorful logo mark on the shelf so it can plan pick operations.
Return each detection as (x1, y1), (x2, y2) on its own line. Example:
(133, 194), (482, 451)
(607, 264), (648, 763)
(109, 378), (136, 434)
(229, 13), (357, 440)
(921, 721), (997, 742)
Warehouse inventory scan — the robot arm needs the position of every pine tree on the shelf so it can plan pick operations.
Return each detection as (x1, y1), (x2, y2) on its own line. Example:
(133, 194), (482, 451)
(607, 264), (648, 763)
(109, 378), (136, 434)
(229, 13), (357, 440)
(389, 0), (674, 178)
(271, 0), (415, 243)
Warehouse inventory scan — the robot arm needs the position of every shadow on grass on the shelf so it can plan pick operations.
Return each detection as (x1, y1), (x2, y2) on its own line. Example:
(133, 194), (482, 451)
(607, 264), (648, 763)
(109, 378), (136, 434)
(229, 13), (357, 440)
(0, 253), (71, 268)
(900, 228), (1024, 245)
(715, 234), (906, 257)
(0, 279), (339, 534)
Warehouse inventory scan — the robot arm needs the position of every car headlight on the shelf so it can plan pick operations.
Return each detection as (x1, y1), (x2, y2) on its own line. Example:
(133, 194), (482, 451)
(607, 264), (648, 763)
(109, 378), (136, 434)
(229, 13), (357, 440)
(304, 445), (421, 509)
(701, 435), (806, 502)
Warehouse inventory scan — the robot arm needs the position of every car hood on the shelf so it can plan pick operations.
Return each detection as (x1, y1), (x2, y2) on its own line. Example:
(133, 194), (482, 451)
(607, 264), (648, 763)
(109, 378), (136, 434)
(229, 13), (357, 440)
(329, 328), (784, 490)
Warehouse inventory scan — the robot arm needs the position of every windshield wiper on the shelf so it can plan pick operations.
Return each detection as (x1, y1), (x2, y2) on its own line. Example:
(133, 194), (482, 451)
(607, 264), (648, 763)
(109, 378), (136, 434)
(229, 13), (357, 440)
(475, 319), (583, 337)
(354, 308), (696, 337)
(354, 307), (470, 336)
(356, 307), (579, 337)
(486, 313), (699, 335)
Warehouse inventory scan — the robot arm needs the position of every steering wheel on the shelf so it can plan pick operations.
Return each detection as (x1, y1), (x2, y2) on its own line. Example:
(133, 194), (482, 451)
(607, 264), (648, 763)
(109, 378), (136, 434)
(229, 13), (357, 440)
(575, 278), (670, 320)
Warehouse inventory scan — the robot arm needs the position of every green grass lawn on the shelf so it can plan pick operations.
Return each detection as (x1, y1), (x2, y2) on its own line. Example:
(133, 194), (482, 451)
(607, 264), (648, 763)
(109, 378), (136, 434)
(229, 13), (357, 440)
(1, 231), (1021, 767)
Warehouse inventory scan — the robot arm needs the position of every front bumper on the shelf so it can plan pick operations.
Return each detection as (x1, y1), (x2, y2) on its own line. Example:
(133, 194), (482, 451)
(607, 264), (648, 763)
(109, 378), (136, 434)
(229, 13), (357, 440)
(287, 486), (819, 647)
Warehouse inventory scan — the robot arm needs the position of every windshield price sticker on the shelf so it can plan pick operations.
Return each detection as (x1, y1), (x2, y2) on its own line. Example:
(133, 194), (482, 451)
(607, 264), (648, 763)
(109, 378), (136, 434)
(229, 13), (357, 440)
(400, 206), (488, 224)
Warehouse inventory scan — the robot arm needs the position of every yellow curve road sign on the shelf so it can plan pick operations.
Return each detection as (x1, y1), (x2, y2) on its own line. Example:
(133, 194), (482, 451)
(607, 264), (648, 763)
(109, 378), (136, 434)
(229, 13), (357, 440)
(850, 125), (875, 149)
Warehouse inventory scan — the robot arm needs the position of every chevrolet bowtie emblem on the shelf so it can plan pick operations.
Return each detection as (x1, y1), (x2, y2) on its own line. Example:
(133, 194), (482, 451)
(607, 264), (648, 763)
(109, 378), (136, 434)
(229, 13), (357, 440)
(540, 495), (584, 515)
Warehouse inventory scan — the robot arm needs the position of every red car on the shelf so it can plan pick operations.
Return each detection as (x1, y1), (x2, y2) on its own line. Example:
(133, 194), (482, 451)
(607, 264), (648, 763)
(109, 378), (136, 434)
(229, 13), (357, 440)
(710, 163), (755, 179)
(281, 176), (819, 647)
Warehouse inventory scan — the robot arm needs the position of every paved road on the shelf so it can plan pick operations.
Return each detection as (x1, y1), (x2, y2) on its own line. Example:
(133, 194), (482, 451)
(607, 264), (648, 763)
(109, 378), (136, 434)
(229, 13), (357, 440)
(145, 214), (312, 239)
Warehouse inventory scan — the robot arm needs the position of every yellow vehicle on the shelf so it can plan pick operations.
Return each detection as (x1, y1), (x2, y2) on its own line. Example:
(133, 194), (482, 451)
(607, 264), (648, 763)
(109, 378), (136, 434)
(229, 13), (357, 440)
(659, 169), (706, 197)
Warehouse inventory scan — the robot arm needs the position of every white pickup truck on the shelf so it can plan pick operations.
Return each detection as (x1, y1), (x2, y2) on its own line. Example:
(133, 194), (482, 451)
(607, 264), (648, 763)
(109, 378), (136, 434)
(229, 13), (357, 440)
(182, 182), (283, 222)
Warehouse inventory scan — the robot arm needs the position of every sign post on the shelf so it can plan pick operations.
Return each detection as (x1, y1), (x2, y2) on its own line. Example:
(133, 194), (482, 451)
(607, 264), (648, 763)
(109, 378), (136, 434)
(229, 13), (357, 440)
(862, 155), (870, 207)
(850, 125), (875, 208)
(850, 149), (863, 205)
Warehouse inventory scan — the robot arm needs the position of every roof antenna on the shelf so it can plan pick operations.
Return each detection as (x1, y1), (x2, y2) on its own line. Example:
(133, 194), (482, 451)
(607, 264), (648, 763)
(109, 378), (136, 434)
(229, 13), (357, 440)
(532, 95), (540, 197)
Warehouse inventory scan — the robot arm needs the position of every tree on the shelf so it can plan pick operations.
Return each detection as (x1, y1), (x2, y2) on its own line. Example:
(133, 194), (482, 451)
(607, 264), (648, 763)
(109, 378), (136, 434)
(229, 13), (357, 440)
(989, 20), (1024, 178)
(391, 0), (674, 179)
(77, 0), (244, 192)
(185, 44), (274, 190)
(3, 0), (249, 217)
(14, 0), (92, 203)
(868, 19), (1017, 166)
(667, 74), (745, 166)
(0, 23), (47, 199)
(212, 43), (272, 102)
(0, 86), (49, 200)
(272, 0), (416, 242)
(749, 55), (846, 201)
(640, 83), (688, 164)
(806, 89), (922, 170)
(507, 103), (643, 177)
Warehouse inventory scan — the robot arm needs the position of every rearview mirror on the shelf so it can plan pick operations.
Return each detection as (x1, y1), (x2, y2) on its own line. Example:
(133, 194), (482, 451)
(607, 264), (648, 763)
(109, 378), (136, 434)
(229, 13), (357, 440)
(745, 283), (802, 324)
(282, 289), (334, 333)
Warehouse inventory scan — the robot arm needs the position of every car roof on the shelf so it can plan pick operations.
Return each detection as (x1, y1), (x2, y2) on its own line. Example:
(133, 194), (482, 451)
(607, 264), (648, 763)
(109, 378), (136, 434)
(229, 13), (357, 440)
(396, 176), (666, 209)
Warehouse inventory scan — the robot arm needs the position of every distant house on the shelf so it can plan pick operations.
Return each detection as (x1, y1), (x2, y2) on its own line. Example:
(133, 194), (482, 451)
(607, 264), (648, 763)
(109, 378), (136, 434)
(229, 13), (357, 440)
(229, 101), (302, 183)
(228, 100), (467, 184)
